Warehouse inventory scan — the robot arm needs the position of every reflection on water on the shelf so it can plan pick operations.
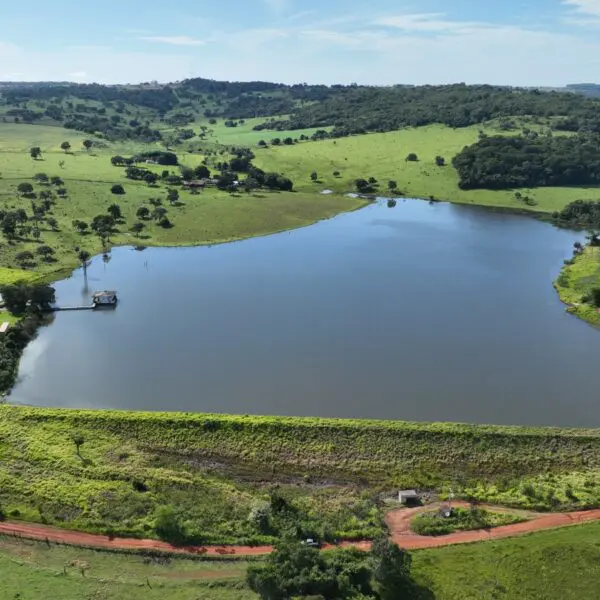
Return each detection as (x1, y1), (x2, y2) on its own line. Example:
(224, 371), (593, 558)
(9, 199), (595, 427)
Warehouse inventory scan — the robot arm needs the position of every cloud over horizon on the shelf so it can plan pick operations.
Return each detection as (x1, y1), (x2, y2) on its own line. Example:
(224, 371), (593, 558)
(0, 0), (599, 86)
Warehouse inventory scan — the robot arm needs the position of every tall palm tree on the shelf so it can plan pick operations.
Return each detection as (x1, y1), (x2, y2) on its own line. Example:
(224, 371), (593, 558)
(78, 250), (91, 273)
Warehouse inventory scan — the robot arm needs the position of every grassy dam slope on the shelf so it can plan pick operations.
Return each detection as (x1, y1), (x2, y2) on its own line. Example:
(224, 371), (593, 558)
(2, 406), (600, 544)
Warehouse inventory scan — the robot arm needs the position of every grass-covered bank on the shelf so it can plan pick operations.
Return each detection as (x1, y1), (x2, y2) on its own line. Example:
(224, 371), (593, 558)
(412, 520), (600, 599)
(4, 521), (600, 600)
(0, 122), (367, 282)
(3, 406), (600, 545)
(555, 245), (600, 326)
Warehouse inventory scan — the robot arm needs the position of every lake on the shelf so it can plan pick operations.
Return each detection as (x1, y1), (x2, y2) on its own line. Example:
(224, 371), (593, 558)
(9, 198), (597, 427)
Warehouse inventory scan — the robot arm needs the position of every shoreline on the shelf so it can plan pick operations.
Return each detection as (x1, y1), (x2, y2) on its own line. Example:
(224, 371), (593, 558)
(554, 245), (600, 328)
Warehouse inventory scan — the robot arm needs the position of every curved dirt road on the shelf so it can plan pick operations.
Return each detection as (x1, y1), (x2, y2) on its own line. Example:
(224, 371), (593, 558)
(1, 504), (599, 556)
(385, 503), (600, 549)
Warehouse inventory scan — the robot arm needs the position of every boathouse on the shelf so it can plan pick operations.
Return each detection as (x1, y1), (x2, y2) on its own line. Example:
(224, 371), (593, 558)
(92, 290), (118, 306)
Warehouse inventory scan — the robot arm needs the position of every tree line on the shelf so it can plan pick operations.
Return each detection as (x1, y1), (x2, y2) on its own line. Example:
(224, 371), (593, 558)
(7, 80), (600, 141)
(0, 284), (55, 393)
(251, 84), (600, 136)
(452, 133), (600, 189)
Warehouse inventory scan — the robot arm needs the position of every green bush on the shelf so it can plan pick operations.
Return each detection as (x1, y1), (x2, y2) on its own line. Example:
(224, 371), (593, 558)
(411, 507), (524, 536)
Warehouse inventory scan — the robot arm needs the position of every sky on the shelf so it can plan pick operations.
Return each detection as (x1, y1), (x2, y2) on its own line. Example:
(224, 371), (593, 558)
(1, 0), (600, 86)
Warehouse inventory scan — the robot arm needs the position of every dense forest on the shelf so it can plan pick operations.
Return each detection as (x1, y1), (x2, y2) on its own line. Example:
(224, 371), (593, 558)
(452, 133), (600, 189)
(5, 79), (600, 141)
(554, 199), (600, 228)
(252, 85), (600, 134)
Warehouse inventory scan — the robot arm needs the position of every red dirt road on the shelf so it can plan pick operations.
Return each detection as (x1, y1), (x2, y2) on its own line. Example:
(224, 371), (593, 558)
(1, 504), (600, 556)
(385, 503), (600, 549)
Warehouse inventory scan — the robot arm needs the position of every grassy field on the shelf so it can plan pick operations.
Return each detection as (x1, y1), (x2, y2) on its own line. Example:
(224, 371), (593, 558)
(3, 406), (600, 545)
(0, 120), (598, 284)
(0, 535), (254, 600)
(254, 124), (600, 213)
(194, 117), (332, 147)
(554, 245), (600, 326)
(413, 521), (600, 599)
(0, 122), (365, 281)
(3, 521), (600, 599)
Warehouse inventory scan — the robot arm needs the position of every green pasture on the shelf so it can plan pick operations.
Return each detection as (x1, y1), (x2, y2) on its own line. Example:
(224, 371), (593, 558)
(254, 124), (600, 213)
(195, 117), (332, 147)
(413, 521), (600, 599)
(0, 122), (364, 277)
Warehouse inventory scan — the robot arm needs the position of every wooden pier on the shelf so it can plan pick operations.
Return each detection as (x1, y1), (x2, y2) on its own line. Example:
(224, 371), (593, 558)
(50, 290), (118, 312)
(49, 305), (96, 312)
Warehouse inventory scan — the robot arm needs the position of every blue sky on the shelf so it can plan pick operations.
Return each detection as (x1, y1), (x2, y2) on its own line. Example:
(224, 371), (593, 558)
(1, 0), (600, 85)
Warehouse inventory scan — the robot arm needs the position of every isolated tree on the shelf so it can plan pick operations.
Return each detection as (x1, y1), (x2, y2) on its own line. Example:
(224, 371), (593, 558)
(406, 153), (418, 162)
(111, 155), (125, 167)
(144, 171), (158, 186)
(72, 220), (89, 234)
(82, 139), (93, 152)
(435, 155), (446, 166)
(30, 147), (42, 160)
(56, 188), (68, 197)
(257, 140), (267, 147)
(17, 182), (34, 195)
(388, 180), (398, 191)
(154, 506), (187, 544)
(60, 141), (71, 153)
(355, 178), (372, 193)
(167, 189), (179, 205)
(91, 214), (115, 237)
(333, 171), (341, 177)
(36, 245), (55, 261)
(271, 137), (281, 146)
(71, 433), (85, 457)
(310, 171), (318, 182)
(34, 173), (49, 184)
(194, 164), (210, 179)
(130, 222), (145, 237)
(32, 227), (41, 241)
(110, 184), (125, 195)
(16, 250), (35, 266)
(46, 217), (58, 231)
(136, 206), (150, 220)
(78, 250), (91, 272)
(50, 176), (64, 186)
(283, 137), (294, 145)
(107, 204), (122, 220)
(58, 160), (65, 169)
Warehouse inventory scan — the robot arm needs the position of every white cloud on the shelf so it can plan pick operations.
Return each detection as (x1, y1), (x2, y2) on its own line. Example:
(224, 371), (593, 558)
(139, 35), (206, 46)
(373, 13), (484, 33)
(263, 0), (292, 15)
(563, 0), (600, 16)
(68, 71), (88, 80)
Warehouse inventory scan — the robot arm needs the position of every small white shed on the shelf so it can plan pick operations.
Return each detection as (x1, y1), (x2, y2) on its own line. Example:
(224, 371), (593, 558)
(398, 490), (419, 505)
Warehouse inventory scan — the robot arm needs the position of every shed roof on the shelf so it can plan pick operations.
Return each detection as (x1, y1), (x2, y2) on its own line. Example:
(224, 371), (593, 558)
(398, 490), (418, 496)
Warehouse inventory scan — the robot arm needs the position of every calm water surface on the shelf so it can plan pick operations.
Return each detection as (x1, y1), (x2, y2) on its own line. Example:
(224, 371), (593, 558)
(10, 199), (597, 426)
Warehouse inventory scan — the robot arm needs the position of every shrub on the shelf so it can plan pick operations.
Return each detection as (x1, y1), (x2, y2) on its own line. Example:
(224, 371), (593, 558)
(111, 184), (125, 195)
(154, 506), (187, 545)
